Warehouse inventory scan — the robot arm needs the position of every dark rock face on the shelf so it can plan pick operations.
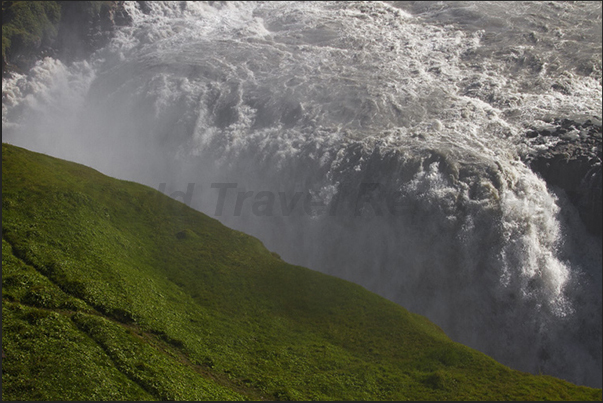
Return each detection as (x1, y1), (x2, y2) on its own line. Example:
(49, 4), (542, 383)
(2, 1), (131, 76)
(55, 1), (132, 64)
(523, 118), (602, 236)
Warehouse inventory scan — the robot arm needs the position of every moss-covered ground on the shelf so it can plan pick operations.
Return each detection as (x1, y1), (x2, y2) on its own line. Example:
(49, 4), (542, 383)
(2, 143), (601, 400)
(2, 1), (112, 74)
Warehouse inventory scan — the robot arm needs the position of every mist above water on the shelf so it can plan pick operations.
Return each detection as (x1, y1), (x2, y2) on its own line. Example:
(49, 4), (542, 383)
(3, 1), (601, 387)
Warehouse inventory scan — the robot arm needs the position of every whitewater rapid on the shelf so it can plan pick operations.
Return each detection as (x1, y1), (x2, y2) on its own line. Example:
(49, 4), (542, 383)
(3, 1), (601, 387)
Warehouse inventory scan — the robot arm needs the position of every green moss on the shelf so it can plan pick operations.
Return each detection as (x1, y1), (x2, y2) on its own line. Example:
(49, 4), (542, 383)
(2, 143), (602, 401)
(1, 1), (115, 74)
(2, 1), (61, 71)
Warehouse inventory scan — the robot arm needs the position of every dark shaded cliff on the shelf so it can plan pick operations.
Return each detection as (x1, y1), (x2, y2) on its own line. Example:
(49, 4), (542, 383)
(2, 1), (130, 76)
(523, 117), (602, 236)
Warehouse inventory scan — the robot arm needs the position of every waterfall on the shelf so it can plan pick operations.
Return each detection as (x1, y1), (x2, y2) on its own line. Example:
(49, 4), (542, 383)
(3, 1), (601, 387)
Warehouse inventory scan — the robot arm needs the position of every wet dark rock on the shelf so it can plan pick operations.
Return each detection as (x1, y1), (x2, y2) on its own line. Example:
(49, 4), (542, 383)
(2, 1), (131, 76)
(551, 83), (570, 95)
(523, 118), (602, 236)
(137, 1), (154, 15)
(56, 1), (131, 64)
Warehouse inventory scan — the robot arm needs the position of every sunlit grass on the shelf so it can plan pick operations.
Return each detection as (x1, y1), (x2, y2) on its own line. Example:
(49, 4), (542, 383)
(2, 143), (601, 401)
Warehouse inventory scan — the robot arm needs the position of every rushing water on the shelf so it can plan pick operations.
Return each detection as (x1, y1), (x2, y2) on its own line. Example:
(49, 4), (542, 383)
(3, 1), (602, 387)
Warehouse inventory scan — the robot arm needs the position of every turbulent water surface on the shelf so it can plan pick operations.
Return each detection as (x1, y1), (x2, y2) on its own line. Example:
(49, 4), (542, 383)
(3, 1), (602, 388)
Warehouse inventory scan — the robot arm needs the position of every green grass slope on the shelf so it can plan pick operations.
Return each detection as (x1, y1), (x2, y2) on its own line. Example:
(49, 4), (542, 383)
(2, 143), (601, 401)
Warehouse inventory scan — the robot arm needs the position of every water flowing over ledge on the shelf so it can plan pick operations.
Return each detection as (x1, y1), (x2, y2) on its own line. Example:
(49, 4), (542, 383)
(3, 1), (602, 388)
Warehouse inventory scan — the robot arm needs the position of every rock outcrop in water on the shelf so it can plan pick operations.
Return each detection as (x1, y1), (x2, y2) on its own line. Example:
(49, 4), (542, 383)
(524, 118), (602, 236)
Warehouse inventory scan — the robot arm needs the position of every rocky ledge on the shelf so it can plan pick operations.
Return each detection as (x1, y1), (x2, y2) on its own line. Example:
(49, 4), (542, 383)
(523, 117), (602, 236)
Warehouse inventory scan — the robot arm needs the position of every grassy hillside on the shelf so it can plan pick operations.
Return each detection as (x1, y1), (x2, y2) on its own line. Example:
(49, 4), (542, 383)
(2, 143), (601, 401)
